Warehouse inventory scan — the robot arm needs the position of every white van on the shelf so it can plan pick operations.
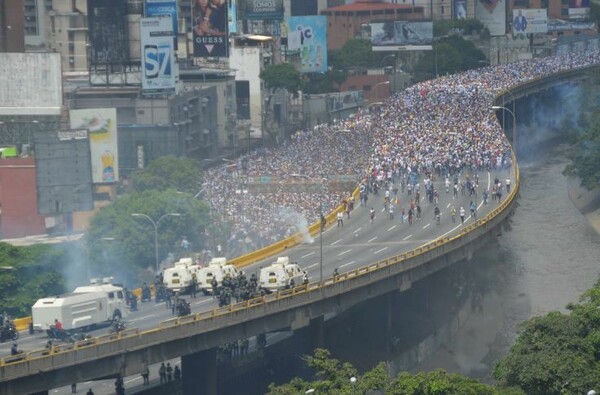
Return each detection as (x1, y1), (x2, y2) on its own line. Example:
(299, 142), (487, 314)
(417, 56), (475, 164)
(196, 258), (239, 295)
(259, 257), (304, 293)
(163, 257), (201, 293)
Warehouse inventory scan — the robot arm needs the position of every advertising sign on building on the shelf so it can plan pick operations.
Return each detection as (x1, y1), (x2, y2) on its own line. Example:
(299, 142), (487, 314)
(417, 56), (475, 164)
(88, 0), (128, 66)
(371, 21), (433, 51)
(512, 9), (548, 34)
(69, 108), (119, 184)
(475, 0), (506, 36)
(0, 53), (62, 115)
(454, 0), (467, 19)
(286, 16), (328, 73)
(144, 0), (178, 47)
(245, 0), (284, 20)
(229, 0), (238, 33)
(569, 0), (590, 19)
(192, 0), (229, 57)
(140, 17), (175, 94)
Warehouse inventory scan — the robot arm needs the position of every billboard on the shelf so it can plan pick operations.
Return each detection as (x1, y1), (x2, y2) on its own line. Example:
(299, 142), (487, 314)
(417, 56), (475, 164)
(245, 0), (284, 20)
(228, 0), (238, 33)
(34, 129), (94, 215)
(192, 0), (229, 57)
(454, 0), (467, 19)
(475, 0), (506, 36)
(140, 17), (176, 94)
(70, 108), (119, 184)
(548, 19), (595, 31)
(144, 0), (178, 47)
(513, 9), (548, 34)
(286, 16), (328, 73)
(0, 53), (62, 115)
(371, 21), (433, 50)
(569, 0), (590, 19)
(88, 0), (129, 66)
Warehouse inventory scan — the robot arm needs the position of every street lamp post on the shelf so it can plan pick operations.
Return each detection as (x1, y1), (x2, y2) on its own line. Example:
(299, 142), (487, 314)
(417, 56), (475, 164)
(372, 81), (390, 103)
(434, 35), (450, 78)
(84, 237), (115, 280)
(492, 106), (517, 156)
(131, 213), (181, 273)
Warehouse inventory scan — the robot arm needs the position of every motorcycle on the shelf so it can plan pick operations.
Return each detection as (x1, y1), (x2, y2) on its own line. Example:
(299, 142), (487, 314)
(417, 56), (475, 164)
(0, 325), (19, 343)
(110, 321), (126, 334)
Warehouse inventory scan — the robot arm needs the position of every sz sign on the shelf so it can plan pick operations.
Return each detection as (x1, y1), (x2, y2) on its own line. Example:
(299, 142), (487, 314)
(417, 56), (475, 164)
(140, 17), (175, 94)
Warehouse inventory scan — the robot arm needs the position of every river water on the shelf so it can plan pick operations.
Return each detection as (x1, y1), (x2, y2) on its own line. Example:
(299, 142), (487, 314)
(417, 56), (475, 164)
(413, 137), (600, 379)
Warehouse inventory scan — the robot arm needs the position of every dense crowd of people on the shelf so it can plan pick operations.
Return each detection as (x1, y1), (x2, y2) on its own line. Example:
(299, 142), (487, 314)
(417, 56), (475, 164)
(202, 50), (600, 257)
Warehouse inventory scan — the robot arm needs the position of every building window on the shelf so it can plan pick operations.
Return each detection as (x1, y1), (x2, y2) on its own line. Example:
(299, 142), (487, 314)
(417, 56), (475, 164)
(441, 5), (445, 14)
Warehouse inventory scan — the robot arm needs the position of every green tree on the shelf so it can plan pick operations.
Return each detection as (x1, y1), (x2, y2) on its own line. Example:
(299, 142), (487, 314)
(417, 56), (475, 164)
(260, 62), (304, 94)
(267, 349), (507, 395)
(87, 189), (212, 283)
(413, 35), (486, 81)
(564, 108), (600, 189)
(129, 156), (202, 194)
(494, 311), (600, 395)
(0, 243), (67, 317)
(331, 38), (380, 71)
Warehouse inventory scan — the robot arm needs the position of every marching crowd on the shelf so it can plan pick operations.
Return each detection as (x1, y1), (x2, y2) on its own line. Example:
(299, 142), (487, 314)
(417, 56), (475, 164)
(202, 50), (600, 257)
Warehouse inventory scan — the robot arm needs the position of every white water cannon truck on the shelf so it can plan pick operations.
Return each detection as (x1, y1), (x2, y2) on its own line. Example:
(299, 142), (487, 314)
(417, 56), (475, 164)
(31, 277), (128, 332)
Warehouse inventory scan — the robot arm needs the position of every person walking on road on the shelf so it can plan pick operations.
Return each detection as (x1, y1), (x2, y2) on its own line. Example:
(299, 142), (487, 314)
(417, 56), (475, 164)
(141, 363), (150, 385)
(86, 389), (94, 395)
(470, 200), (477, 219)
(450, 206), (457, 223)
(369, 207), (375, 223)
(337, 211), (344, 227)
(159, 362), (166, 384)
(459, 206), (466, 224)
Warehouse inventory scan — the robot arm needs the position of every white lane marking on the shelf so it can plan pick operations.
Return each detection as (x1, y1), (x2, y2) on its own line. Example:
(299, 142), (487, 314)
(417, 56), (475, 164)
(368, 236), (377, 243)
(340, 261), (355, 268)
(353, 227), (362, 233)
(387, 225), (397, 231)
(338, 249), (352, 256)
(374, 247), (388, 254)
(307, 263), (318, 269)
(381, 207), (386, 212)
(403, 234), (413, 240)
(446, 203), (451, 208)
(301, 251), (315, 258)
(423, 223), (430, 229)
(193, 299), (213, 306)
(128, 314), (155, 322)
(126, 376), (142, 384)
(331, 239), (342, 246)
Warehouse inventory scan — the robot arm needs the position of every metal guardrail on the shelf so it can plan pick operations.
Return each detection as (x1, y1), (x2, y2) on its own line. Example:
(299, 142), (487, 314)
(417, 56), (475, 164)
(0, 161), (519, 371)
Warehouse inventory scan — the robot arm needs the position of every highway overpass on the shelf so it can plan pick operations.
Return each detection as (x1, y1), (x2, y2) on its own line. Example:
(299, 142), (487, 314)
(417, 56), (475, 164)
(0, 65), (596, 395)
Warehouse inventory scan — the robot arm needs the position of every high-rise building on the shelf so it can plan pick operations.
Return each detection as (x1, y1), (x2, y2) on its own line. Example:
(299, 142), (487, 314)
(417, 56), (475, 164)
(23, 0), (52, 48)
(0, 0), (25, 52)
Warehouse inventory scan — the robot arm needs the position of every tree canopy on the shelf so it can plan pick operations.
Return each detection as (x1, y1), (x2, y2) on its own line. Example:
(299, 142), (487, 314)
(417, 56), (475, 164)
(267, 349), (520, 395)
(0, 243), (67, 317)
(86, 189), (212, 283)
(564, 108), (600, 189)
(129, 156), (203, 194)
(412, 35), (487, 82)
(260, 62), (304, 94)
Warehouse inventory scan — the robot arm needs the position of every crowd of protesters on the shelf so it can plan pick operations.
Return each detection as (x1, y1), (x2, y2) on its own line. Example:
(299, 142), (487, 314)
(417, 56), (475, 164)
(202, 50), (600, 257)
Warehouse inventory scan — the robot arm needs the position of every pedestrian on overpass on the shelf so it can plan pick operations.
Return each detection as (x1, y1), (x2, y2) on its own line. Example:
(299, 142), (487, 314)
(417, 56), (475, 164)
(337, 211), (344, 227)
(459, 206), (466, 224)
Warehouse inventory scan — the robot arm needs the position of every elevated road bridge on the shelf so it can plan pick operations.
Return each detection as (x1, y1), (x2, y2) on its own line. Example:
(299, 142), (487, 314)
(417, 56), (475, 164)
(0, 65), (596, 395)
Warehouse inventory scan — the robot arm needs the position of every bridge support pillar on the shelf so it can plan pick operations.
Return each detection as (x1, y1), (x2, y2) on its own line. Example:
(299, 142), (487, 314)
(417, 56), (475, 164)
(386, 292), (394, 352)
(309, 316), (325, 349)
(182, 347), (217, 395)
